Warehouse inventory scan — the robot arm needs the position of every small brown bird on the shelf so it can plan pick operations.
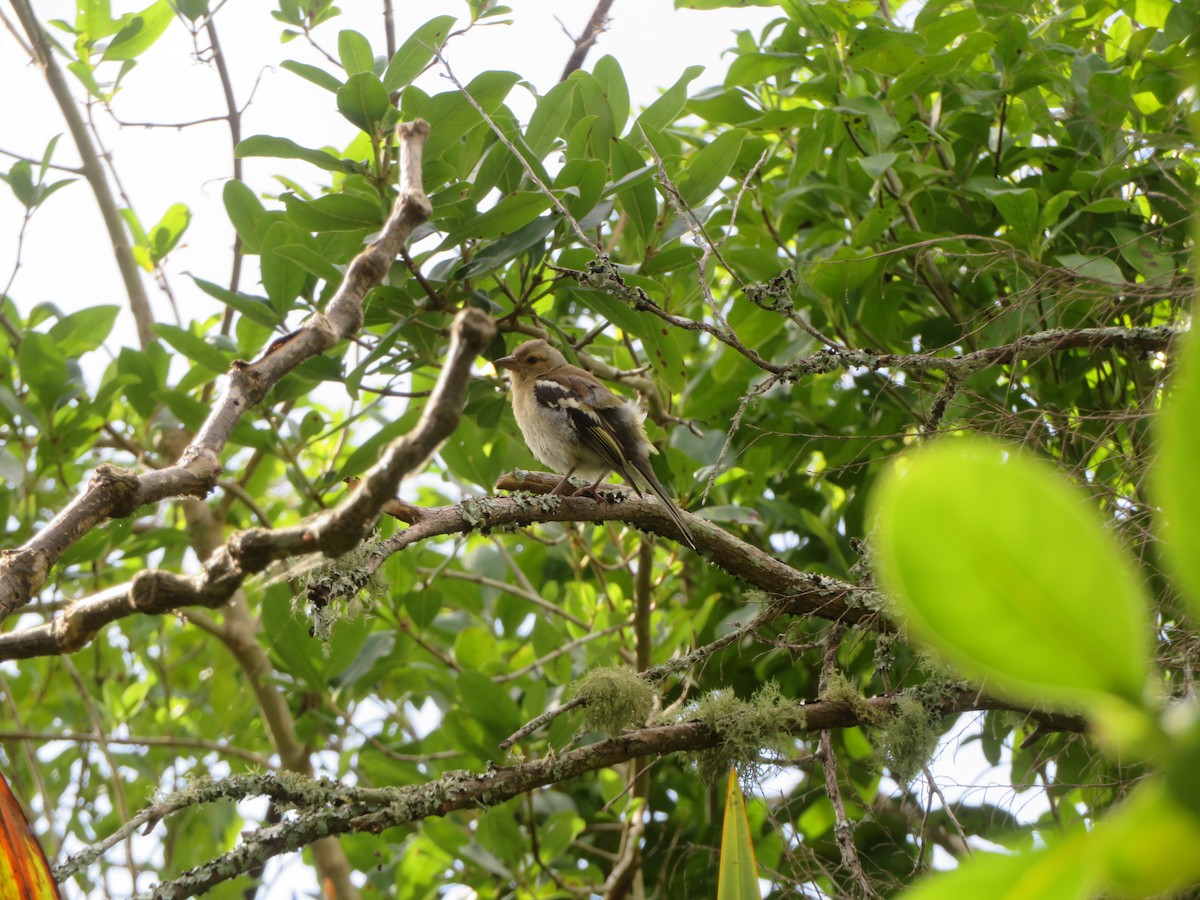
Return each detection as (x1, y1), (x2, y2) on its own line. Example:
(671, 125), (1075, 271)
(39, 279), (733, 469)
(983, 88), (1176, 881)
(495, 339), (697, 549)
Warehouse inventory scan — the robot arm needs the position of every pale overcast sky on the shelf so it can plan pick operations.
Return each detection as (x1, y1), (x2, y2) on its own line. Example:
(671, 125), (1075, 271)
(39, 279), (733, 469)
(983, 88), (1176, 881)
(1, 1), (779, 347)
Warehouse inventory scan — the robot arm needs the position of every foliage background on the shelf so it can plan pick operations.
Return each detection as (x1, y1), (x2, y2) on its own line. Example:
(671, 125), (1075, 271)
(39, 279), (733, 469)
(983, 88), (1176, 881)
(0, 0), (1196, 896)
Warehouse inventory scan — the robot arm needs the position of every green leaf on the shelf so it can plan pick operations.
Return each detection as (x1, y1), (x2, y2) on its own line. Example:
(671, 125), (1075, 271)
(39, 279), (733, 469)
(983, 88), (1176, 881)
(147, 202), (190, 263)
(635, 65), (704, 136)
(152, 323), (232, 375)
(172, 0), (208, 21)
(382, 15), (455, 91)
(101, 0), (173, 61)
(48, 306), (119, 356)
(18, 332), (72, 410)
(717, 770), (759, 900)
(283, 193), (383, 232)
(2, 160), (35, 207)
(453, 214), (556, 279)
(457, 670), (521, 745)
(337, 29), (375, 75)
(593, 55), (630, 135)
(1094, 779), (1200, 896)
(444, 192), (552, 243)
(611, 139), (657, 243)
(554, 158), (606, 218)
(259, 221), (312, 310)
(235, 135), (358, 174)
(675, 129), (746, 207)
(848, 26), (926, 76)
(858, 152), (898, 179)
(281, 60), (343, 93)
(526, 80), (576, 157)
(222, 180), (265, 253)
(191, 277), (279, 327)
(871, 438), (1152, 709)
(1155, 318), (1200, 619)
(1055, 253), (1125, 284)
(262, 589), (326, 690)
(836, 97), (900, 150)
(337, 72), (390, 134)
(901, 836), (1097, 900)
(725, 52), (800, 88)
(423, 71), (521, 160)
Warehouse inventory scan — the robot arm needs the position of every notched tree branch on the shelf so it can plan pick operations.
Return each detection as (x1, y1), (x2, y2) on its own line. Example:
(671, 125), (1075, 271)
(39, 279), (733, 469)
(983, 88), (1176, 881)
(0, 120), (434, 624)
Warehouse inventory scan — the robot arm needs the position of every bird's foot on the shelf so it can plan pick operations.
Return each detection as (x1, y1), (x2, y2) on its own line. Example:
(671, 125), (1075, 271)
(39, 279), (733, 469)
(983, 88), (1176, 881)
(570, 484), (606, 502)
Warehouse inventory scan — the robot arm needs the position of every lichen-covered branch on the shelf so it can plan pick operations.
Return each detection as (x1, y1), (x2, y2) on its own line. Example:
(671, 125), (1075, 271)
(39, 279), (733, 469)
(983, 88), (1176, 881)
(57, 687), (1084, 899)
(0, 465), (875, 661)
(0, 120), (433, 624)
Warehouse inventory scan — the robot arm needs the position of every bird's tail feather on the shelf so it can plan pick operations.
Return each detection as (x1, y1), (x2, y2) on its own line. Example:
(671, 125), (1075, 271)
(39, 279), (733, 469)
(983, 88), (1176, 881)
(634, 460), (698, 550)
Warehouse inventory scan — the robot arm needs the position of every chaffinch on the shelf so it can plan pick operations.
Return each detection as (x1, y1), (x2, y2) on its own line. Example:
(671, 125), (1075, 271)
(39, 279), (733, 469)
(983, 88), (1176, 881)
(495, 339), (697, 549)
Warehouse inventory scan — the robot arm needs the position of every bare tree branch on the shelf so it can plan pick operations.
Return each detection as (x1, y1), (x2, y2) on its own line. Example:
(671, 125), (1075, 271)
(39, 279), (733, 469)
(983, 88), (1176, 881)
(0, 304), (494, 661)
(560, 0), (616, 81)
(0, 120), (434, 623)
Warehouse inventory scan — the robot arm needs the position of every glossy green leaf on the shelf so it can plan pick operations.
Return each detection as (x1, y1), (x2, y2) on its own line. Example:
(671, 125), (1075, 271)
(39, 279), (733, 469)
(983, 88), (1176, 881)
(147, 202), (190, 263)
(871, 438), (1152, 708)
(1094, 779), (1200, 896)
(453, 214), (556, 279)
(635, 65), (704, 136)
(337, 29), (374, 75)
(676, 129), (746, 206)
(717, 769), (758, 900)
(259, 221), (311, 310)
(235, 135), (358, 174)
(222, 180), (265, 253)
(192, 277), (279, 327)
(423, 71), (520, 160)
(101, 0), (173, 61)
(269, 243), (343, 284)
(152, 324), (231, 375)
(1155, 317), (1200, 618)
(555, 158), (606, 218)
(902, 836), (1097, 900)
(18, 333), (72, 411)
(283, 193), (383, 232)
(725, 52), (799, 87)
(593, 55), (630, 135)
(47, 306), (119, 356)
(337, 72), (390, 134)
(445, 192), (552, 243)
(568, 70), (616, 161)
(281, 60), (343, 93)
(382, 15), (455, 91)
(523, 82), (574, 161)
(611, 138), (657, 243)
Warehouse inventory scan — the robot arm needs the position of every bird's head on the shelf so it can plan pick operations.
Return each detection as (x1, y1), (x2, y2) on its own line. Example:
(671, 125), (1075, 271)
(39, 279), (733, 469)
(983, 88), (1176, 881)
(495, 339), (567, 383)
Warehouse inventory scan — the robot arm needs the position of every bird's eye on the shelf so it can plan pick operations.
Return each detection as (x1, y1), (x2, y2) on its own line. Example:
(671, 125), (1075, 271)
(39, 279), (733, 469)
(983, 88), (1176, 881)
(526, 355), (539, 363)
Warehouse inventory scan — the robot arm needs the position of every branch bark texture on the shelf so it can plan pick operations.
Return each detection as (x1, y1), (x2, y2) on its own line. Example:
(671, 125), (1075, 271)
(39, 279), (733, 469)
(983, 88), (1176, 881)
(0, 120), (434, 624)
(57, 686), (1084, 898)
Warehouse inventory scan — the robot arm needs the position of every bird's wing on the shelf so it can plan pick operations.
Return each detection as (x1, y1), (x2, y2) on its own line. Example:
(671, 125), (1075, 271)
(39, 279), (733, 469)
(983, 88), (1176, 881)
(533, 369), (645, 492)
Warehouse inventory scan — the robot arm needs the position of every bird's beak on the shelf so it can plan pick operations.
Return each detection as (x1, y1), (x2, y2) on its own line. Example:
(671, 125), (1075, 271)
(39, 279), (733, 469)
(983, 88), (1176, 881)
(494, 355), (517, 371)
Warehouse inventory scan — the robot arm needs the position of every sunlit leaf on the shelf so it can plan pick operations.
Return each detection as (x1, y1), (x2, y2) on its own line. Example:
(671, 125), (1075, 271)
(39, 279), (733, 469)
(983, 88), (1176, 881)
(871, 438), (1152, 709)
